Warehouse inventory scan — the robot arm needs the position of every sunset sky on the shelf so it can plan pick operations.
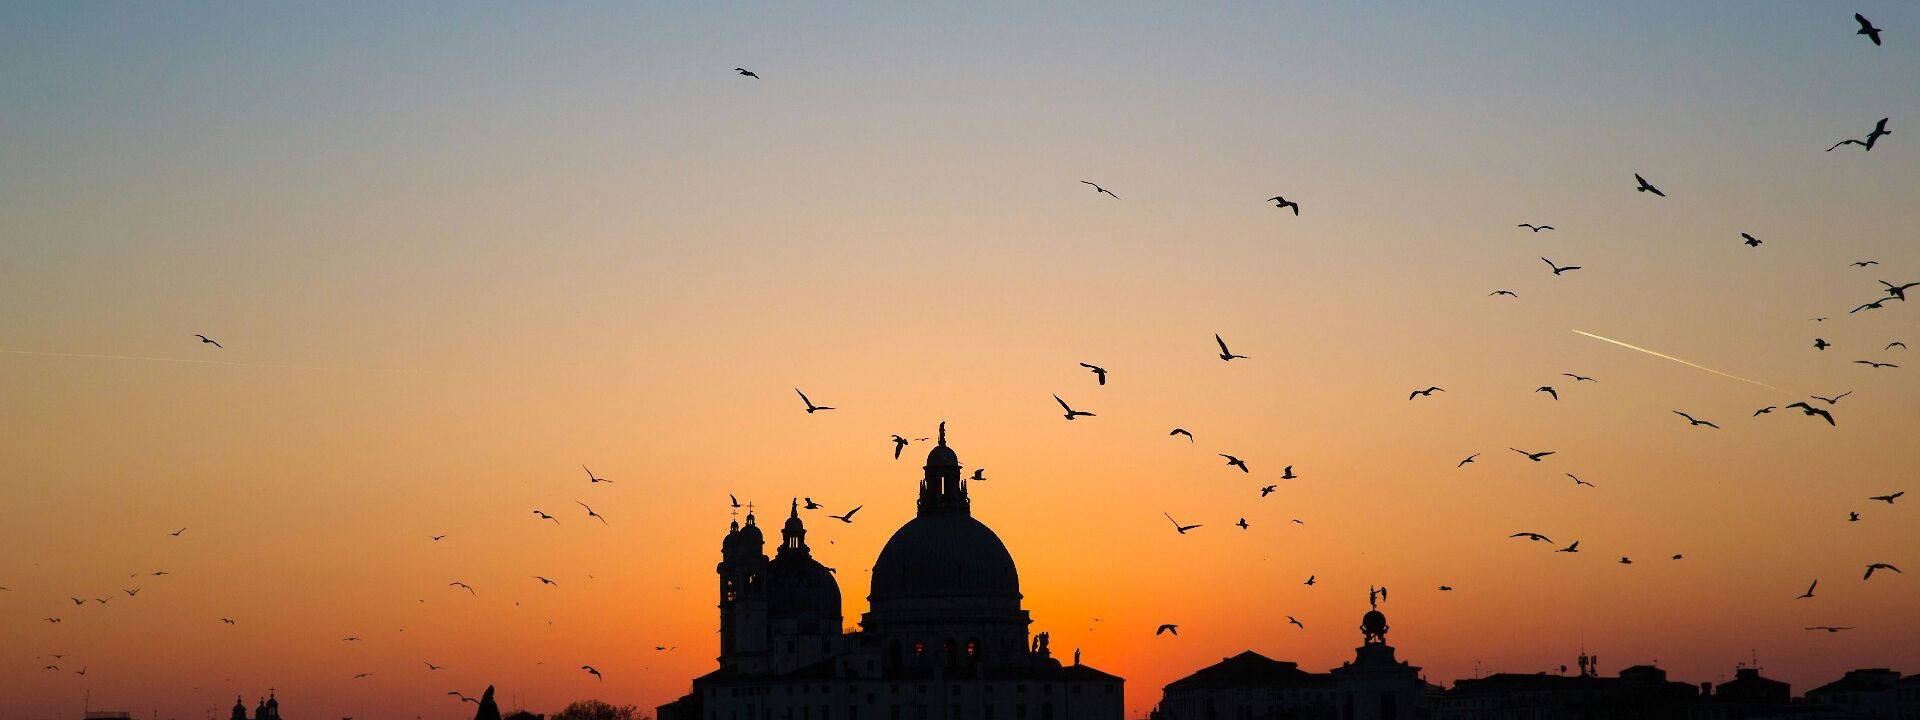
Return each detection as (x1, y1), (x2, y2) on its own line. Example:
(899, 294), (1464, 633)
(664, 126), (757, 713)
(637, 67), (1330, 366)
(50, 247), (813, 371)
(2, 3), (1917, 719)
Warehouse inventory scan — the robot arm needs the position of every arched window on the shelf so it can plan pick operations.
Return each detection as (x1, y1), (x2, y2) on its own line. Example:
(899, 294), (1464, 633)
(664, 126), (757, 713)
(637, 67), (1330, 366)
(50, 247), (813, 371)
(966, 639), (979, 658)
(913, 640), (925, 657)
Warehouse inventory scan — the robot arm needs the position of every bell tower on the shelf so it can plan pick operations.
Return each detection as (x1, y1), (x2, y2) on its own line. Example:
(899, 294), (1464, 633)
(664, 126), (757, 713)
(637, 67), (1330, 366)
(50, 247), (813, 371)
(717, 509), (770, 672)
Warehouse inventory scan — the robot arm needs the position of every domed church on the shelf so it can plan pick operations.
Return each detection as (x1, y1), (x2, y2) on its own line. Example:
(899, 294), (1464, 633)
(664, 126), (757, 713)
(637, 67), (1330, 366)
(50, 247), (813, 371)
(660, 425), (1124, 720)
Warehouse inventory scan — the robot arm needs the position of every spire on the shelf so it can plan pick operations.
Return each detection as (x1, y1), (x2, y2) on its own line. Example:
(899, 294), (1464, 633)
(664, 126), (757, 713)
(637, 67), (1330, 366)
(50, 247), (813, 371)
(780, 497), (809, 556)
(918, 422), (968, 516)
(939, 421), (947, 446)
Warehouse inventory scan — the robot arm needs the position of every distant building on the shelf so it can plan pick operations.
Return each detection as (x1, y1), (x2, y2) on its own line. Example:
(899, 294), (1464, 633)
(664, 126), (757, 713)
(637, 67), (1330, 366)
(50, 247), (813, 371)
(658, 426), (1125, 720)
(1150, 600), (1432, 720)
(1435, 654), (1698, 720)
(1805, 669), (1901, 719)
(229, 692), (284, 720)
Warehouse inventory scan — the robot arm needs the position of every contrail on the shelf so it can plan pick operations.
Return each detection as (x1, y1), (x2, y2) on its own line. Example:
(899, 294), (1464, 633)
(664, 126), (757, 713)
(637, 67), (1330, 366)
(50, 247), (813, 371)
(0, 349), (419, 374)
(1571, 330), (1793, 396)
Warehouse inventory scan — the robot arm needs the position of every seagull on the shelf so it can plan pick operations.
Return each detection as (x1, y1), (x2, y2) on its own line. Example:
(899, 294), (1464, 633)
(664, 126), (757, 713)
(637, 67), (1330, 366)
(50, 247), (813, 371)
(1215, 334), (1247, 361)
(1155, 624), (1178, 636)
(1741, 233), (1762, 247)
(1081, 181), (1119, 199)
(221, 618), (235, 624)
(970, 469), (986, 482)
(1439, 585), (1453, 591)
(1259, 485), (1277, 497)
(1409, 386), (1444, 400)
(535, 576), (558, 586)
(1634, 173), (1665, 196)
(729, 493), (742, 509)
(734, 68), (759, 78)
(431, 534), (446, 541)
(1053, 395), (1095, 420)
(1458, 453), (1479, 467)
(1805, 626), (1854, 633)
(1784, 402), (1836, 426)
(1079, 363), (1108, 385)
(425, 662), (444, 671)
(533, 510), (559, 524)
(1164, 513), (1201, 534)
(194, 334), (222, 348)
(1280, 465), (1297, 480)
(124, 588), (139, 597)
(1889, 342), (1908, 350)
(1880, 280), (1919, 300)
(1673, 411), (1719, 428)
(1754, 406), (1777, 416)
(1855, 360), (1899, 368)
(828, 505), (862, 523)
(1568, 474), (1594, 487)
(1304, 576), (1315, 586)
(1536, 386), (1558, 400)
(1219, 454), (1249, 473)
(449, 582), (475, 595)
(891, 435), (909, 459)
(1619, 557), (1633, 565)
(1489, 290), (1518, 297)
(1236, 518), (1249, 530)
(1169, 428), (1194, 442)
(1559, 541), (1582, 553)
(170, 527), (186, 536)
(1811, 391), (1852, 405)
(1672, 554), (1684, 560)
(449, 692), (477, 704)
(795, 388), (834, 413)
(1864, 563), (1901, 580)
(803, 497), (822, 509)
(70, 597), (84, 605)
(1541, 257), (1582, 275)
(1267, 196), (1300, 215)
(1797, 580), (1817, 599)
(1517, 224), (1554, 232)
(343, 637), (360, 642)
(1287, 616), (1304, 628)
(1869, 492), (1904, 504)
(1563, 374), (1595, 382)
(1510, 532), (1554, 543)
(1815, 338), (1831, 351)
(577, 501), (608, 525)
(1510, 448), (1554, 462)
(582, 665), (603, 681)
(1849, 512), (1861, 522)
(1852, 298), (1893, 313)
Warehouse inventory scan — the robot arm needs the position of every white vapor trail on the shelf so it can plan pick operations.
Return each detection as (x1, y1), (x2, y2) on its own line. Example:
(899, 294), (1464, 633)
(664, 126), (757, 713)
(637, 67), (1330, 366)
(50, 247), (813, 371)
(0, 349), (419, 374)
(1571, 330), (1793, 396)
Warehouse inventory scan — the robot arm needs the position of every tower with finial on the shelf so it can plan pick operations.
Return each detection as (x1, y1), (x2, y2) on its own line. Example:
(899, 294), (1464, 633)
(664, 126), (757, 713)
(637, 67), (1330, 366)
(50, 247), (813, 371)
(917, 421), (969, 515)
(717, 502), (770, 672)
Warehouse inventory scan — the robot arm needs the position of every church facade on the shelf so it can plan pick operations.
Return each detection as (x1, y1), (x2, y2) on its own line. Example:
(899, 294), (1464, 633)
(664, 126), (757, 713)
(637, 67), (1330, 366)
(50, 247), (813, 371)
(659, 427), (1124, 720)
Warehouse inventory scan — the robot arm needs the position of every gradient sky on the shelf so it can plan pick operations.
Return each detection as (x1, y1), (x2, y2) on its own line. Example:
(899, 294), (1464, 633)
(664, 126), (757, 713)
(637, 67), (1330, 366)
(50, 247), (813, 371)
(3, 2), (1917, 719)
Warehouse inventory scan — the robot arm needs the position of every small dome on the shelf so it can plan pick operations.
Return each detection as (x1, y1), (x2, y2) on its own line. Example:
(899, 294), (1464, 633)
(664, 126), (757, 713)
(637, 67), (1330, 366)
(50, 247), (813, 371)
(870, 512), (1018, 601)
(266, 694), (278, 708)
(768, 553), (842, 627)
(925, 443), (959, 468)
(1362, 609), (1388, 633)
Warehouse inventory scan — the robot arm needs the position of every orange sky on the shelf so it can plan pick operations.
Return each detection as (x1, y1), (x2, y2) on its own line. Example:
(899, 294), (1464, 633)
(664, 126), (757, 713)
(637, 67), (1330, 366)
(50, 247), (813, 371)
(1, 3), (1916, 719)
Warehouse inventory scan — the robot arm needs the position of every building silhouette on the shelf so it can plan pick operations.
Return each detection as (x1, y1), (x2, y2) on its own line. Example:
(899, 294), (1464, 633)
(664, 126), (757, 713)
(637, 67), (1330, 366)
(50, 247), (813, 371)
(659, 425), (1124, 720)
(1150, 601), (1432, 720)
(229, 692), (283, 720)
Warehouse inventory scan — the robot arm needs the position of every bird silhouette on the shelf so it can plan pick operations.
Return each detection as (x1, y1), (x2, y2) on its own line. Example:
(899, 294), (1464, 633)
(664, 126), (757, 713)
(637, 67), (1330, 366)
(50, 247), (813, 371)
(1864, 563), (1901, 580)
(1304, 575), (1315, 586)
(1541, 257), (1582, 275)
(577, 501), (608, 525)
(1671, 554), (1683, 560)
(449, 692), (477, 704)
(1673, 411), (1719, 428)
(1889, 342), (1908, 350)
(734, 68), (759, 78)
(1855, 360), (1899, 368)
(1829, 116), (1891, 152)
(828, 505), (862, 523)
(971, 469), (987, 482)
(1619, 557), (1633, 565)
(1439, 585), (1453, 591)
(1880, 280), (1918, 300)
(583, 465), (610, 483)
(1774, 403), (1835, 426)
(1236, 518), (1249, 530)
(1155, 624), (1178, 636)
(1855, 13), (1883, 45)
(1215, 334), (1247, 361)
(1081, 181), (1119, 199)
(533, 510), (559, 524)
(425, 662), (443, 670)
(803, 497), (822, 509)
(1164, 513), (1201, 534)
(1458, 453), (1479, 467)
(729, 493), (742, 509)
(1489, 290), (1518, 297)
(1558, 541), (1581, 553)
(431, 534), (446, 541)
(1169, 428), (1194, 442)
(1568, 474), (1594, 488)
(1849, 512), (1861, 522)
(1797, 580), (1817, 599)
(1853, 260), (1880, 267)
(1279, 465), (1297, 480)
(171, 527), (186, 536)
(1267, 196), (1300, 215)
(1219, 454), (1249, 473)
(1563, 374), (1595, 382)
(1805, 626), (1854, 633)
(449, 582), (475, 595)
(1079, 363), (1107, 385)
(1869, 492), (1904, 504)
(535, 576), (558, 586)
(1536, 386), (1558, 400)
(583, 665), (603, 681)
(1517, 224), (1554, 232)
(1259, 485), (1277, 497)
(221, 618), (235, 624)
(1510, 448), (1554, 462)
(1815, 338), (1831, 350)
(1510, 532), (1553, 543)
(1810, 391), (1853, 405)
(194, 334), (222, 348)
(891, 435), (909, 459)
(1852, 298), (1893, 313)
(1634, 173), (1665, 196)
(124, 588), (139, 596)
(1740, 233), (1762, 247)
(1409, 386), (1444, 400)
(1754, 406), (1777, 416)
(1053, 395), (1095, 420)
(795, 388), (834, 413)
(1286, 616), (1304, 628)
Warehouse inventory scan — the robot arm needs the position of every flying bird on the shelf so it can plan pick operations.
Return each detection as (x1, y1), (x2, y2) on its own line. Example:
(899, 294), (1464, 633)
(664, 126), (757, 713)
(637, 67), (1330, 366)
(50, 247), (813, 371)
(1634, 173), (1665, 196)
(1079, 363), (1108, 385)
(1219, 454), (1249, 473)
(1811, 391), (1852, 405)
(1855, 360), (1899, 368)
(1541, 257), (1582, 275)
(1880, 280), (1918, 300)
(1852, 298), (1893, 313)
(1853, 260), (1880, 267)
(1536, 386), (1558, 400)
(194, 334), (222, 348)
(1267, 196), (1300, 215)
(1568, 474), (1594, 487)
(1829, 117), (1893, 151)
(1169, 428), (1193, 442)
(221, 618), (235, 624)
(1517, 224), (1554, 232)
(170, 527), (186, 536)
(1805, 626), (1854, 633)
(431, 535), (446, 541)
(828, 505), (862, 523)
(734, 67), (759, 78)
(425, 662), (444, 671)
(1409, 386), (1444, 400)
(582, 665), (603, 681)
(1510, 448), (1554, 462)
(1869, 492), (1904, 504)
(729, 493), (742, 509)
(1489, 290), (1517, 297)
(1672, 411), (1719, 428)
(1287, 616), (1304, 628)
(1888, 342), (1907, 350)
(1740, 233), (1762, 247)
(1510, 532), (1554, 543)
(1215, 334), (1247, 361)
(1155, 624), (1178, 636)
(449, 582), (475, 595)
(1053, 395), (1095, 420)
(535, 576), (558, 586)
(1619, 557), (1633, 565)
(582, 466), (610, 484)
(1754, 406), (1777, 416)
(795, 388), (834, 413)
(1815, 338), (1831, 351)
(124, 588), (139, 596)
(971, 469), (987, 482)
(1081, 181), (1119, 199)
(1259, 485), (1277, 497)
(1563, 373), (1594, 382)
(1164, 513), (1202, 534)
(1236, 518), (1249, 530)
(891, 435), (909, 459)
(1849, 512), (1860, 522)
(533, 510), (558, 524)
(1280, 465), (1297, 480)
(1458, 453), (1479, 467)
(1439, 586), (1453, 591)
(1798, 580), (1817, 599)
(1304, 576), (1315, 586)
(1864, 563), (1901, 580)
(577, 501), (608, 525)
(803, 497), (822, 509)
(1559, 541), (1581, 553)
(1855, 13), (1882, 46)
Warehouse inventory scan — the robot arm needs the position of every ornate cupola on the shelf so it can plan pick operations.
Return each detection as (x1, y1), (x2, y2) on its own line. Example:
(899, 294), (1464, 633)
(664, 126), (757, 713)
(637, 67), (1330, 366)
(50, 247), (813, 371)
(917, 422), (969, 516)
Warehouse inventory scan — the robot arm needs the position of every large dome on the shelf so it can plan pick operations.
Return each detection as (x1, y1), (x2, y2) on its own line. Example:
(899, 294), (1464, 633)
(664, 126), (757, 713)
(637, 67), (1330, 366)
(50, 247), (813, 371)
(869, 512), (1020, 601)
